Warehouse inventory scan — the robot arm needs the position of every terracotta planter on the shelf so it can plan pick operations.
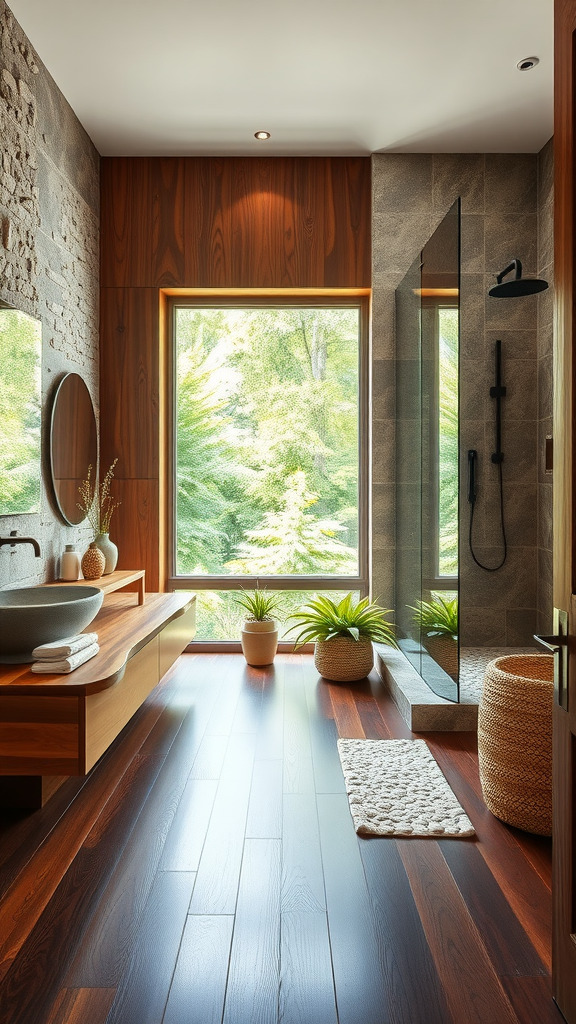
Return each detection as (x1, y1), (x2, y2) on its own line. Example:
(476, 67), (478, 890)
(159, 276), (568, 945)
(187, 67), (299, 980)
(314, 636), (374, 682)
(241, 619), (278, 666)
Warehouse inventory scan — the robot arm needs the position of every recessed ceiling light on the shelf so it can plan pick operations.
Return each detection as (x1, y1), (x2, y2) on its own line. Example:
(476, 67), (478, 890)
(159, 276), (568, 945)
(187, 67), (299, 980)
(254, 130), (271, 140)
(517, 56), (539, 71)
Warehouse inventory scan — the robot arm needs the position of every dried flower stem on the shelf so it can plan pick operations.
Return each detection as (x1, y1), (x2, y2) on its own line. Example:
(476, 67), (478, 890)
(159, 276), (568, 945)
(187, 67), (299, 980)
(77, 458), (121, 536)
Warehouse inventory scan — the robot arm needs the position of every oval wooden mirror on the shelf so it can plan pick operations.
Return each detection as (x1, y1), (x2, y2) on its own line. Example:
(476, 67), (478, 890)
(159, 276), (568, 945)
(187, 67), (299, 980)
(50, 373), (97, 525)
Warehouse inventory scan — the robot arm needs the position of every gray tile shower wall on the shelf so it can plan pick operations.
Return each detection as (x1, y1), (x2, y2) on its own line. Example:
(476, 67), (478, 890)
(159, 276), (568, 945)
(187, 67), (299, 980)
(537, 137), (554, 635)
(372, 148), (552, 647)
(0, 1), (99, 588)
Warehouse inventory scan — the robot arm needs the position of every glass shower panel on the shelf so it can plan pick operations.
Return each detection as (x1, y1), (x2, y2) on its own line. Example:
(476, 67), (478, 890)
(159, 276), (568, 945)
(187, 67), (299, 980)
(394, 200), (460, 701)
(395, 253), (423, 678)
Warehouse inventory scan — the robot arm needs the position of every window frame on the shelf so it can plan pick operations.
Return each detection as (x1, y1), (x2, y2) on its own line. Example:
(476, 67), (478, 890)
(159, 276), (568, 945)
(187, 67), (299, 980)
(165, 290), (371, 629)
(421, 297), (459, 593)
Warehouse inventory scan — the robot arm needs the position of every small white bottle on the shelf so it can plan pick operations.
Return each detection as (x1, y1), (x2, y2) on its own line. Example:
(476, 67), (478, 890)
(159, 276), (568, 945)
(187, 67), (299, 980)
(61, 543), (81, 581)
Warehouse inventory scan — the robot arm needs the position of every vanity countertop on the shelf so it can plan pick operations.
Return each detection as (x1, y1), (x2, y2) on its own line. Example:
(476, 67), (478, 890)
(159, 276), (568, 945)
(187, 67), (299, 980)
(0, 592), (195, 697)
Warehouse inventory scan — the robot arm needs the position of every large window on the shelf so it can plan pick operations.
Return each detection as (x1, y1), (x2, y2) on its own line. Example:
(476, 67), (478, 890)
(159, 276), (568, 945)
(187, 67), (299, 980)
(189, 590), (361, 641)
(169, 298), (367, 639)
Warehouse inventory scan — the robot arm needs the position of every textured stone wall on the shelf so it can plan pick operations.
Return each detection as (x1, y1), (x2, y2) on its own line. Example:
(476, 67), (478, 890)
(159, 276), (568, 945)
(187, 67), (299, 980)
(0, 0), (99, 588)
(372, 151), (551, 647)
(536, 139), (554, 635)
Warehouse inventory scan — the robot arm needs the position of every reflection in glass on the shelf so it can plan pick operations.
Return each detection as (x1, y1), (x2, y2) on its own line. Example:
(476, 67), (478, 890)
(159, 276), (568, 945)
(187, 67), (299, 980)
(438, 309), (459, 577)
(0, 303), (42, 516)
(50, 373), (98, 525)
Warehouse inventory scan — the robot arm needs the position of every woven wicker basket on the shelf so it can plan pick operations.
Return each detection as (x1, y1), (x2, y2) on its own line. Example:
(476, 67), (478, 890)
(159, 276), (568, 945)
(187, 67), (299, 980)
(314, 637), (374, 682)
(423, 635), (458, 678)
(478, 654), (553, 835)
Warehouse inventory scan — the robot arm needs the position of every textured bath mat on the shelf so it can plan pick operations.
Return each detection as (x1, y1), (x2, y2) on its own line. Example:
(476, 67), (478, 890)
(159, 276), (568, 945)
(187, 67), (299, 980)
(337, 738), (475, 837)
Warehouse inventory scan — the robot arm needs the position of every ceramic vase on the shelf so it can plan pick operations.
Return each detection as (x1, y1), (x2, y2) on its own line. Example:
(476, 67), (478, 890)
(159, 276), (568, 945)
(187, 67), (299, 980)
(240, 619), (278, 666)
(95, 533), (118, 575)
(81, 542), (105, 580)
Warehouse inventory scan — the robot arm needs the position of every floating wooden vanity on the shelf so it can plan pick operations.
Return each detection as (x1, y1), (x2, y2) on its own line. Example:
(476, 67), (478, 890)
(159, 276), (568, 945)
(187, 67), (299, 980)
(0, 591), (196, 808)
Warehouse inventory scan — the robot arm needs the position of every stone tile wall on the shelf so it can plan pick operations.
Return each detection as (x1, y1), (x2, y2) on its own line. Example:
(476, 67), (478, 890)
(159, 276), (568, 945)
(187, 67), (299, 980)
(537, 138), (554, 635)
(0, 0), (100, 588)
(372, 150), (552, 647)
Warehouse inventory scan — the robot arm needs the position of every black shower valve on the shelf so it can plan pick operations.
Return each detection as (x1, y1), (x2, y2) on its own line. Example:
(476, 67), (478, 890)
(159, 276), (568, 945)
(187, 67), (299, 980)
(490, 385), (507, 399)
(467, 449), (477, 504)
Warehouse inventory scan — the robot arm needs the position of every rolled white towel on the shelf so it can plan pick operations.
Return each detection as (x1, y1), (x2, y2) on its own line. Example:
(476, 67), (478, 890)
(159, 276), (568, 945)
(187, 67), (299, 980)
(31, 642), (100, 674)
(32, 632), (98, 660)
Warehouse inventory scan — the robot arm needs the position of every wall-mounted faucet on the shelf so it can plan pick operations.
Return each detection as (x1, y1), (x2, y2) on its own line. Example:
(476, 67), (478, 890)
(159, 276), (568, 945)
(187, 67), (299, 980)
(0, 531), (41, 557)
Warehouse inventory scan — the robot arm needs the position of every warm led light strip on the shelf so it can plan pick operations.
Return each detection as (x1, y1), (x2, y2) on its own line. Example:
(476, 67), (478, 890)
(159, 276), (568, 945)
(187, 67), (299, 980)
(413, 288), (459, 297)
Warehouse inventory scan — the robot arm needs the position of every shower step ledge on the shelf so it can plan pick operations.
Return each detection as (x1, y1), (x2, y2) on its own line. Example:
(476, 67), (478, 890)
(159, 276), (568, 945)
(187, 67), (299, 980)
(374, 645), (478, 733)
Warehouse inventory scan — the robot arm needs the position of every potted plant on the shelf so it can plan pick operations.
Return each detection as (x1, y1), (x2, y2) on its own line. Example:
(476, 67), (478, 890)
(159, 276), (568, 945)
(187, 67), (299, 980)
(235, 589), (282, 666)
(410, 595), (458, 678)
(289, 593), (397, 683)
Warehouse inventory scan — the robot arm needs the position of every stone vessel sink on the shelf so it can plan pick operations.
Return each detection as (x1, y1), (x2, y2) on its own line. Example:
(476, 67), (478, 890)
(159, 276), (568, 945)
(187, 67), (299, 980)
(0, 586), (104, 663)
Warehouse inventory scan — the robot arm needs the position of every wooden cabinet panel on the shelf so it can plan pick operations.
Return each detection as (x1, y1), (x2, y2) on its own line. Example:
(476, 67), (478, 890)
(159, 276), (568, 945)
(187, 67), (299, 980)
(159, 602), (196, 679)
(84, 637), (160, 772)
(0, 697), (80, 775)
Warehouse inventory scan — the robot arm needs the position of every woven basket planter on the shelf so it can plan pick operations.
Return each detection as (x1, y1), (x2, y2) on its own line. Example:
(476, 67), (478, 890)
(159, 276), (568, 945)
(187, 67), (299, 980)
(423, 635), (458, 678)
(314, 637), (374, 682)
(478, 654), (553, 835)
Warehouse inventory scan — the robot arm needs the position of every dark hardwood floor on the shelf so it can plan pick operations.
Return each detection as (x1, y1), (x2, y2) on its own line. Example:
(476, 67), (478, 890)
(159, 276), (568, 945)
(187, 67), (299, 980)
(0, 654), (561, 1024)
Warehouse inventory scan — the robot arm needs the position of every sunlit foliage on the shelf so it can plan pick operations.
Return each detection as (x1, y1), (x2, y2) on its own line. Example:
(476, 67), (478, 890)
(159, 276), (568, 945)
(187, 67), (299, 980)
(0, 308), (41, 515)
(175, 307), (360, 577)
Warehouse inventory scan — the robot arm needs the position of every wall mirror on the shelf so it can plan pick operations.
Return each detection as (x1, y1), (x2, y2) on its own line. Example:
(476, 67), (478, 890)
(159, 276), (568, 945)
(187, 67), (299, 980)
(50, 372), (97, 525)
(0, 300), (42, 516)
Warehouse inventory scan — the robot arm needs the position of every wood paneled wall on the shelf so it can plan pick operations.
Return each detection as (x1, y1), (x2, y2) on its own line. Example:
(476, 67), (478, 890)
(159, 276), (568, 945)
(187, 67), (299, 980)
(553, 3), (575, 606)
(100, 157), (371, 588)
(553, 3), (576, 1021)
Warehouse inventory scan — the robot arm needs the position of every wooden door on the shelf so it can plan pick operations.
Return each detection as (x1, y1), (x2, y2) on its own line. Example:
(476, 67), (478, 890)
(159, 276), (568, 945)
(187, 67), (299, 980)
(553, 2), (576, 1020)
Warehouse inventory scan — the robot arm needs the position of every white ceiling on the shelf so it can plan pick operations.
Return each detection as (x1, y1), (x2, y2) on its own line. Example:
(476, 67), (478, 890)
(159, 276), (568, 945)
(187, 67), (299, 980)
(9, 0), (554, 156)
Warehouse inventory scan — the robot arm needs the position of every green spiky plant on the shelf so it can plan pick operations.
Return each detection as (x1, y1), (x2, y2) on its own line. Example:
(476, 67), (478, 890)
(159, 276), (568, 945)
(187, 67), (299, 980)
(289, 593), (397, 649)
(234, 588), (282, 622)
(410, 595), (458, 640)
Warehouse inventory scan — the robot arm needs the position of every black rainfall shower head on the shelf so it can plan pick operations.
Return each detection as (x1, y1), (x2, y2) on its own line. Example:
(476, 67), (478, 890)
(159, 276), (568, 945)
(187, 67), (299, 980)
(489, 259), (548, 298)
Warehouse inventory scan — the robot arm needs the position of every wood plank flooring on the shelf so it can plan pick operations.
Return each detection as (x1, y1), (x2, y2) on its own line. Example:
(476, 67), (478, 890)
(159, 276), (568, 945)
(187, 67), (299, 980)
(0, 653), (561, 1024)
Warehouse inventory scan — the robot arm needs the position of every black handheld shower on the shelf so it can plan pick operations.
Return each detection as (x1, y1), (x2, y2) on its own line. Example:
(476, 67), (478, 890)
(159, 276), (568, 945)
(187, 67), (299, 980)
(469, 262), (542, 571)
(468, 341), (508, 572)
(467, 449), (477, 505)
